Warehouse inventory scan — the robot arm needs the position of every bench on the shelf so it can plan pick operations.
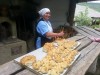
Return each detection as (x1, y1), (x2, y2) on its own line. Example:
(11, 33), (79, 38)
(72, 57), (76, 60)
(0, 26), (100, 75)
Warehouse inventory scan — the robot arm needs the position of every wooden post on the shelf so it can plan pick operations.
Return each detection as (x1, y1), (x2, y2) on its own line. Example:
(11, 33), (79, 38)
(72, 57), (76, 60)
(67, 0), (77, 26)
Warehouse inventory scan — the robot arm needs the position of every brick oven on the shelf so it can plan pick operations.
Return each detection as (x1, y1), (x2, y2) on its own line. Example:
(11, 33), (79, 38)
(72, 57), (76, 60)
(0, 17), (17, 41)
(0, 17), (27, 65)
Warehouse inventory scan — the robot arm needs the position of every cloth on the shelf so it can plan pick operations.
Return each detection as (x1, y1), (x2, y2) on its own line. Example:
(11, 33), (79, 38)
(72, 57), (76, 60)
(36, 37), (41, 48)
(36, 19), (53, 49)
(38, 8), (50, 16)
(89, 36), (100, 42)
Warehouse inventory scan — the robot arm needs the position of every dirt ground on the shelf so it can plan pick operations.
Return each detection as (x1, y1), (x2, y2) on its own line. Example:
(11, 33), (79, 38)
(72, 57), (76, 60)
(85, 55), (100, 75)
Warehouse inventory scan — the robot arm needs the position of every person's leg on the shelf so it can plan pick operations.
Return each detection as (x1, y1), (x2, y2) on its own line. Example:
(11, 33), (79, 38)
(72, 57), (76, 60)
(95, 38), (100, 42)
(89, 36), (100, 42)
(89, 37), (96, 42)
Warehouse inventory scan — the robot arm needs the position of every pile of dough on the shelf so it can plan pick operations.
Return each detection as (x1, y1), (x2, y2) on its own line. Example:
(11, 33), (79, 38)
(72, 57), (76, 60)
(30, 38), (79, 75)
(63, 40), (78, 49)
(38, 63), (52, 74)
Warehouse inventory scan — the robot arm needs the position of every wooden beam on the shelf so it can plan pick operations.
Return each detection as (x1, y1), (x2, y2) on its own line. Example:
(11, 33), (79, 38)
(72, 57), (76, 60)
(67, 0), (77, 26)
(0, 61), (23, 75)
(67, 42), (100, 75)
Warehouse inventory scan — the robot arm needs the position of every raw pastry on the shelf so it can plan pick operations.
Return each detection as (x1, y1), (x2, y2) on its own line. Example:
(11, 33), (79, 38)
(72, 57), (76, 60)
(32, 60), (42, 70)
(20, 55), (36, 66)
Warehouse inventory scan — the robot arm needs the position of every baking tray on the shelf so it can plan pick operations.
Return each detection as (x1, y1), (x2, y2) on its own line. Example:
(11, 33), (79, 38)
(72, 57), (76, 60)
(14, 45), (81, 75)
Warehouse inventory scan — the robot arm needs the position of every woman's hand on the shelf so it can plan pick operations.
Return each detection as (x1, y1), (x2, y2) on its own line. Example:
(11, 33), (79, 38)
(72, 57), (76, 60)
(46, 31), (64, 39)
(58, 31), (64, 36)
(54, 31), (64, 39)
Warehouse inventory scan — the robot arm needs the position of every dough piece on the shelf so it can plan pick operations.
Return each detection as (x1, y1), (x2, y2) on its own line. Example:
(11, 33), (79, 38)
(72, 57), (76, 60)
(54, 63), (64, 73)
(53, 54), (62, 63)
(43, 42), (54, 52)
(48, 69), (60, 75)
(32, 60), (42, 70)
(20, 55), (36, 66)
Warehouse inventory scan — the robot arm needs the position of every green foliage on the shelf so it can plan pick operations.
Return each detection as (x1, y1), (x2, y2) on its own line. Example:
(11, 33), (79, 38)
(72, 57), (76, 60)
(90, 24), (100, 29)
(96, 19), (100, 23)
(74, 7), (92, 26)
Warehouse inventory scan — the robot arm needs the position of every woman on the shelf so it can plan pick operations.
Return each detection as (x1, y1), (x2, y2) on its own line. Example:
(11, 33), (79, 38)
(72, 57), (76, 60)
(36, 8), (64, 49)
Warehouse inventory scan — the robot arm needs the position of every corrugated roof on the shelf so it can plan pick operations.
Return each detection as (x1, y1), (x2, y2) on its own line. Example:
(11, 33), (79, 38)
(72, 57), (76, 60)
(75, 5), (100, 17)
(78, 0), (96, 3)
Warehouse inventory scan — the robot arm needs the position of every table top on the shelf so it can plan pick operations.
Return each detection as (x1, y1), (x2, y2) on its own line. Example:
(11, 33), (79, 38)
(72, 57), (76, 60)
(0, 26), (100, 75)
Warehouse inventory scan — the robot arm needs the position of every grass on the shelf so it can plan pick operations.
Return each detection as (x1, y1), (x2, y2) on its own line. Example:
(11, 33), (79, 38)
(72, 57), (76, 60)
(90, 25), (100, 29)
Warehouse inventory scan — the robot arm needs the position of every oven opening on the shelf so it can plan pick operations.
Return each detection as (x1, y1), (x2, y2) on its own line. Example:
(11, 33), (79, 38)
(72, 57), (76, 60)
(0, 22), (12, 41)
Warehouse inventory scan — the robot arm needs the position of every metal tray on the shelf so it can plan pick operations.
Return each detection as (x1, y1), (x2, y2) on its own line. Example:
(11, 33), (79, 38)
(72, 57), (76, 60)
(14, 46), (81, 75)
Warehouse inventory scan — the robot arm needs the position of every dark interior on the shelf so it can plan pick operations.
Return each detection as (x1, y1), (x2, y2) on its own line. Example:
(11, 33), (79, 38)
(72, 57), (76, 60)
(0, 22), (12, 41)
(0, 0), (40, 41)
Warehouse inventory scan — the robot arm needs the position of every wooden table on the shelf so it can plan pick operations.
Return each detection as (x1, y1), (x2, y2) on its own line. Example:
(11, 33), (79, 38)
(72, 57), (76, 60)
(0, 26), (100, 75)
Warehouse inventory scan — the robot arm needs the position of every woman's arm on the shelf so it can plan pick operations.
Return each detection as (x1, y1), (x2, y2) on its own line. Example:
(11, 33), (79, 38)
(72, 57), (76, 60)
(45, 31), (64, 38)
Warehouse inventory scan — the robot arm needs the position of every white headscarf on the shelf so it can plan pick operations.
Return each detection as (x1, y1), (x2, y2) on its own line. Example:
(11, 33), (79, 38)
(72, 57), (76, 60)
(38, 8), (50, 16)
